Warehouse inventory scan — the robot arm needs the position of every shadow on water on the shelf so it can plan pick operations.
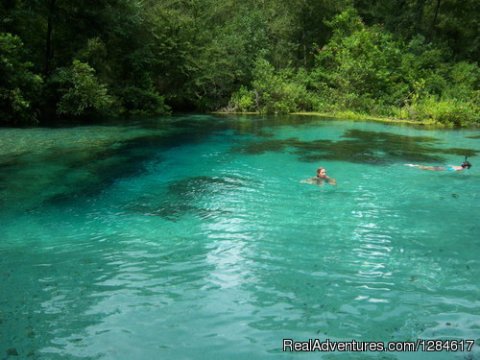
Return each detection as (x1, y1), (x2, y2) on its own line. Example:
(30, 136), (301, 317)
(234, 129), (478, 164)
(125, 176), (247, 221)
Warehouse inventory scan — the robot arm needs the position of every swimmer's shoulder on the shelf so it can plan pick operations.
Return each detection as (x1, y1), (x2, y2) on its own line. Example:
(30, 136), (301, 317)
(301, 177), (323, 185)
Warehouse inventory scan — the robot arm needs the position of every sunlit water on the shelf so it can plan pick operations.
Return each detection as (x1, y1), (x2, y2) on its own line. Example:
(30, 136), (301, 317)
(1, 115), (479, 359)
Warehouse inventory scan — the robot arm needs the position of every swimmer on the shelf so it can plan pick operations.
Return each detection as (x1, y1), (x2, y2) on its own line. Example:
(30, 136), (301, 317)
(302, 167), (337, 186)
(405, 160), (472, 171)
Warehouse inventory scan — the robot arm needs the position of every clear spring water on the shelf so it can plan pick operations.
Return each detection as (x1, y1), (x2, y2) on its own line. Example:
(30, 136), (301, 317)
(1, 115), (479, 359)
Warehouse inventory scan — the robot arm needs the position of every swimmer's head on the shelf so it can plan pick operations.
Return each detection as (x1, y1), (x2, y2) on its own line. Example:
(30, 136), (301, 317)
(317, 167), (326, 177)
(461, 161), (472, 169)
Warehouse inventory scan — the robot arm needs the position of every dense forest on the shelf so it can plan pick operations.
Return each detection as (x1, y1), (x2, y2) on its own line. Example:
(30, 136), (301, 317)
(1, 0), (479, 126)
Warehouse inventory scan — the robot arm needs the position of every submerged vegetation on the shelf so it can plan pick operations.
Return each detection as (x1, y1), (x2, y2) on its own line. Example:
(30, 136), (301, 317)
(234, 129), (478, 164)
(4, 115), (476, 219)
(1, 0), (479, 126)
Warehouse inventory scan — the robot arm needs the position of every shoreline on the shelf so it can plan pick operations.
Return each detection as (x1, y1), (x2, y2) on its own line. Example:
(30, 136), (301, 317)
(212, 110), (453, 128)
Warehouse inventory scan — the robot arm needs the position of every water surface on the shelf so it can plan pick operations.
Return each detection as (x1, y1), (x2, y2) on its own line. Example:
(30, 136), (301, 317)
(1, 115), (479, 359)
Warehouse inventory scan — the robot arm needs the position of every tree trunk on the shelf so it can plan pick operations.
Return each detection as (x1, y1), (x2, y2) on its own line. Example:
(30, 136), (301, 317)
(44, 0), (56, 76)
(429, 0), (441, 41)
(302, 31), (307, 67)
(414, 0), (426, 33)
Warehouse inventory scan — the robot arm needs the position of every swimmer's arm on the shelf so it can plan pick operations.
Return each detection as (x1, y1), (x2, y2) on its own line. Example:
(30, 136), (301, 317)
(300, 177), (316, 184)
(301, 177), (326, 186)
(405, 163), (429, 169)
(327, 177), (337, 186)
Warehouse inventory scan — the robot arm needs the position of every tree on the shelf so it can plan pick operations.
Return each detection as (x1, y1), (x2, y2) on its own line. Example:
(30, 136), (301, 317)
(0, 32), (42, 124)
(54, 60), (113, 117)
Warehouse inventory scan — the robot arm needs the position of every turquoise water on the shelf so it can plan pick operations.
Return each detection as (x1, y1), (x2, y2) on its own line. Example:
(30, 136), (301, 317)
(1, 115), (479, 359)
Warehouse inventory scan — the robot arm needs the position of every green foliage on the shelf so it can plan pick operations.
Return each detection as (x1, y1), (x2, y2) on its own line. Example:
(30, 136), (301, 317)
(252, 58), (311, 114)
(140, 4), (197, 108)
(354, 0), (480, 62)
(55, 60), (113, 117)
(445, 61), (480, 99)
(313, 10), (406, 109)
(230, 86), (255, 112)
(1, 0), (479, 126)
(308, 10), (480, 126)
(117, 86), (170, 116)
(230, 58), (311, 114)
(400, 96), (479, 126)
(76, 37), (110, 80)
(0, 32), (42, 124)
(325, 7), (364, 39)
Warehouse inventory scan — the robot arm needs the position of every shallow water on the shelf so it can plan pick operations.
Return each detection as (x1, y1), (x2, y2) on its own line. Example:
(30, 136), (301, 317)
(1, 115), (479, 359)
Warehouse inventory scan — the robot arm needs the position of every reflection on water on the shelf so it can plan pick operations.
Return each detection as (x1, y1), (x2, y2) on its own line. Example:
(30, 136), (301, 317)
(1, 116), (480, 359)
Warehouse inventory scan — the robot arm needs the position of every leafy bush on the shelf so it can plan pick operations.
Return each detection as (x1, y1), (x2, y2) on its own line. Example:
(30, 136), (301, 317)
(406, 96), (479, 126)
(229, 58), (311, 114)
(230, 86), (255, 112)
(0, 32), (42, 124)
(445, 61), (480, 100)
(55, 60), (114, 117)
(312, 10), (407, 109)
(118, 86), (170, 115)
(307, 10), (480, 126)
